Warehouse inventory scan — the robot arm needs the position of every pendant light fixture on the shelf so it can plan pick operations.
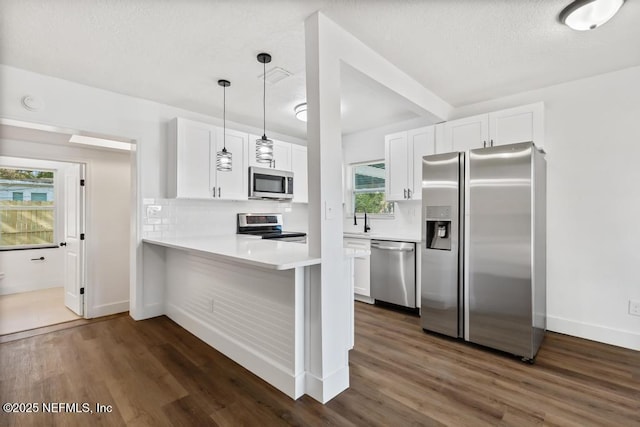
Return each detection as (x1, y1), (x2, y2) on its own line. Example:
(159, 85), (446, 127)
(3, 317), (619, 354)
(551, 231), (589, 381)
(216, 79), (232, 172)
(559, 0), (625, 31)
(256, 52), (274, 164)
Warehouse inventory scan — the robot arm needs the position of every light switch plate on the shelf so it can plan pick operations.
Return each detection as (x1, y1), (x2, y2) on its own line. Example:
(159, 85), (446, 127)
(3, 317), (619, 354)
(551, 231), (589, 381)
(325, 201), (339, 220)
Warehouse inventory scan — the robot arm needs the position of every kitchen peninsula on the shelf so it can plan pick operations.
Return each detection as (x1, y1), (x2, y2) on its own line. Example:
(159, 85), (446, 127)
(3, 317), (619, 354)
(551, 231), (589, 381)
(142, 235), (367, 400)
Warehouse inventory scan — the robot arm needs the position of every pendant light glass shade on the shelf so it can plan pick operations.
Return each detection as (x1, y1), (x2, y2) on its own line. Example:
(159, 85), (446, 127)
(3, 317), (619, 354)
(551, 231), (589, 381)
(216, 79), (232, 172)
(216, 146), (232, 171)
(559, 0), (625, 31)
(256, 134), (273, 164)
(256, 53), (274, 164)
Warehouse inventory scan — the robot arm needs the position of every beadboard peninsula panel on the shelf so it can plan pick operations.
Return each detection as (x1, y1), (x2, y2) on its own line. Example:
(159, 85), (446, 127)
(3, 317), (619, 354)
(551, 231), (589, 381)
(164, 248), (304, 398)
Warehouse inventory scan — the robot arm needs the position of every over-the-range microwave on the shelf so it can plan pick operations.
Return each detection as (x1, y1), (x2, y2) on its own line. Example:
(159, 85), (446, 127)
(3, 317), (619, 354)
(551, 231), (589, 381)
(248, 166), (293, 200)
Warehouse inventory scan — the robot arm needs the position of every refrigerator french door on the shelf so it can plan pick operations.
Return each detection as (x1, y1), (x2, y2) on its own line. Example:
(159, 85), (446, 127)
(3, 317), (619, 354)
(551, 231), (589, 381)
(421, 142), (546, 361)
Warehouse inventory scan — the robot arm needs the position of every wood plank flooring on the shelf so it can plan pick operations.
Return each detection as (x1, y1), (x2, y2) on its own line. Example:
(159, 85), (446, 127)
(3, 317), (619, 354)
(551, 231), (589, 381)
(0, 302), (638, 426)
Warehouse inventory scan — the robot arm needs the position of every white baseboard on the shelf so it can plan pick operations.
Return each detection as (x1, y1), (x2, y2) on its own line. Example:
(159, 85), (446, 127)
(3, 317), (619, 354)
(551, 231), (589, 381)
(0, 283), (60, 296)
(354, 294), (374, 304)
(166, 303), (303, 399)
(305, 366), (350, 404)
(547, 315), (640, 351)
(89, 300), (129, 318)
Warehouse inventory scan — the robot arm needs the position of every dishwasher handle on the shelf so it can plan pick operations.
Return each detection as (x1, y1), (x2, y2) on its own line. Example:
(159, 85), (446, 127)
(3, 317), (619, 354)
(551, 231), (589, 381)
(371, 243), (414, 252)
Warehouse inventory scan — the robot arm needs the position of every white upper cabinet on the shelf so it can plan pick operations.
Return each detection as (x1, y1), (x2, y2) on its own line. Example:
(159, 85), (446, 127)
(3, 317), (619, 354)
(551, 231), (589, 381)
(290, 144), (308, 203)
(168, 118), (214, 199)
(212, 127), (248, 200)
(489, 102), (544, 148)
(385, 125), (438, 201)
(168, 117), (247, 200)
(385, 131), (409, 201)
(248, 135), (292, 171)
(444, 114), (489, 152)
(409, 125), (438, 201)
(444, 102), (544, 151)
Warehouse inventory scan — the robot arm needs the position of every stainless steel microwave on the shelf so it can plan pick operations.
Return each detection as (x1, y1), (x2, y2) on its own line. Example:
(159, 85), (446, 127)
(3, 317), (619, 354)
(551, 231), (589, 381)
(248, 166), (294, 200)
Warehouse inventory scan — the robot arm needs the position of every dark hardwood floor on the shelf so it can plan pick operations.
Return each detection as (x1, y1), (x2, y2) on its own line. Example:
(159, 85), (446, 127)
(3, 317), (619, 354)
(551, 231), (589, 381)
(1, 302), (638, 426)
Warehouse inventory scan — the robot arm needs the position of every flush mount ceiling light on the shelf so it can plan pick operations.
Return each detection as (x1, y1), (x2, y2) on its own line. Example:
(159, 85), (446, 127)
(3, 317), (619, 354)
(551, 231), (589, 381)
(294, 103), (307, 122)
(216, 79), (232, 172)
(256, 53), (274, 164)
(559, 0), (625, 31)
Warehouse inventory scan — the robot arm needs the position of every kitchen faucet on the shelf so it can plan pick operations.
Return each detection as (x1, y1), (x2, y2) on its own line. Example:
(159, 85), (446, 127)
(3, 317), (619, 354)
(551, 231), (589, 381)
(353, 209), (371, 233)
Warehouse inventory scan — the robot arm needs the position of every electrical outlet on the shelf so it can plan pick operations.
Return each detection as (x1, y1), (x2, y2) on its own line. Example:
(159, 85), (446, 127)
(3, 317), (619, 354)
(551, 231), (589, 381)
(629, 300), (640, 316)
(146, 205), (162, 219)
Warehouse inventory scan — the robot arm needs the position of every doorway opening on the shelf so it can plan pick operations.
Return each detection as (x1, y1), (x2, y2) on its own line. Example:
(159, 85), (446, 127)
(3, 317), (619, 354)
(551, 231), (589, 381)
(0, 157), (86, 334)
(0, 118), (135, 335)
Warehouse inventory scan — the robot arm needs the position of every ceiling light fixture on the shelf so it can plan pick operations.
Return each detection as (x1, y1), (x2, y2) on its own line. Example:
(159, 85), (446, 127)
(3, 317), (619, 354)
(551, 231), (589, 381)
(256, 53), (274, 164)
(216, 79), (232, 172)
(294, 103), (307, 122)
(559, 0), (625, 31)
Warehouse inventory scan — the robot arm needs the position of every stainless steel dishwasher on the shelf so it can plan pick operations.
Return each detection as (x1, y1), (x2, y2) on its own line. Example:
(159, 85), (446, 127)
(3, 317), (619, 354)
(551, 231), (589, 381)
(370, 240), (416, 308)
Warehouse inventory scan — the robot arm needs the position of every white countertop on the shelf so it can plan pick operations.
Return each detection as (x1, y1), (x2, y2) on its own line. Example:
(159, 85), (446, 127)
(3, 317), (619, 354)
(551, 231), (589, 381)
(343, 232), (422, 243)
(143, 235), (321, 270)
(143, 235), (370, 270)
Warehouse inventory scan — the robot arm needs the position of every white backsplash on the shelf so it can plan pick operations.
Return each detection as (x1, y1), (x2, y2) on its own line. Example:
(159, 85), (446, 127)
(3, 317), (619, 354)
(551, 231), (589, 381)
(342, 200), (422, 237)
(142, 199), (309, 239)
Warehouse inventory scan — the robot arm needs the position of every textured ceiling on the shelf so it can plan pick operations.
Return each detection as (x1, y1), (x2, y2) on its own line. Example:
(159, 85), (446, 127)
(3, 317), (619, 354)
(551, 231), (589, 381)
(1, 0), (639, 140)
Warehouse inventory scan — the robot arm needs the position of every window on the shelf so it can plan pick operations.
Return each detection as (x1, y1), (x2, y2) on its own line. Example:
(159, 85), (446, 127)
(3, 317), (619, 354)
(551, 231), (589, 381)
(351, 162), (394, 216)
(0, 168), (55, 249)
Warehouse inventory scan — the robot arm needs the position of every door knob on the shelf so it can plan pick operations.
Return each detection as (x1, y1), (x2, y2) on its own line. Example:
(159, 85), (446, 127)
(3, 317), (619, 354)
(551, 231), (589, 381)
(59, 242), (67, 247)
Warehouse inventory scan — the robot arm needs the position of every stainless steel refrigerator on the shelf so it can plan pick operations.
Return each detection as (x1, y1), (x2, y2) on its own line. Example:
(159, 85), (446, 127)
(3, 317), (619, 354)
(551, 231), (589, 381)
(420, 142), (546, 361)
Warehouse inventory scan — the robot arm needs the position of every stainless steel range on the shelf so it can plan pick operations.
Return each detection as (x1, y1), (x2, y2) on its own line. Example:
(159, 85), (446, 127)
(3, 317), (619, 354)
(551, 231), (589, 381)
(237, 213), (307, 243)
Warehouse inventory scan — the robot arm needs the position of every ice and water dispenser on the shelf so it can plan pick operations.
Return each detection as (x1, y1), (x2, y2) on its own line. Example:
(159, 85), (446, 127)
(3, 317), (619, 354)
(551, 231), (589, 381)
(425, 206), (452, 251)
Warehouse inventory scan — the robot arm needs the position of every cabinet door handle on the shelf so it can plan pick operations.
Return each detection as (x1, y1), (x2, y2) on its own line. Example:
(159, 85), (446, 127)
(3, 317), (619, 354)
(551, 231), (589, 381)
(218, 187), (221, 198)
(403, 189), (407, 199)
(483, 140), (486, 148)
(407, 189), (412, 199)
(490, 139), (494, 147)
(212, 187), (216, 198)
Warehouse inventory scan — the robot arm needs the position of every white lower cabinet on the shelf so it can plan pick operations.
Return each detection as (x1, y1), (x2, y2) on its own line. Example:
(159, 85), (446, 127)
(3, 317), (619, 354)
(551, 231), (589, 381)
(344, 237), (372, 302)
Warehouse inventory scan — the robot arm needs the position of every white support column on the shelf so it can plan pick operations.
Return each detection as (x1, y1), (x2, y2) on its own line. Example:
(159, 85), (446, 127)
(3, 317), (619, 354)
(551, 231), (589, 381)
(304, 12), (350, 404)
(303, 11), (452, 404)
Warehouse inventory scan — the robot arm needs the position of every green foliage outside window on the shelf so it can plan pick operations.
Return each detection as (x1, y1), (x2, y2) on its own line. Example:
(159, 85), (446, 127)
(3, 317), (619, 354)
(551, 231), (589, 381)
(352, 162), (394, 215)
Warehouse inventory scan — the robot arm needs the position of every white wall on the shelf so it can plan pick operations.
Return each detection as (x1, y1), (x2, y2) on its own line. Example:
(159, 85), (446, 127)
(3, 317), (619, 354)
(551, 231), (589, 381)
(0, 138), (131, 317)
(0, 157), (68, 295)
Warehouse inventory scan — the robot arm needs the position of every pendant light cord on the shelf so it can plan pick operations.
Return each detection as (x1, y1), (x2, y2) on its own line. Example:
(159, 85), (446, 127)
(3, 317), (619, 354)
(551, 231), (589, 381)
(262, 60), (266, 137)
(223, 84), (226, 150)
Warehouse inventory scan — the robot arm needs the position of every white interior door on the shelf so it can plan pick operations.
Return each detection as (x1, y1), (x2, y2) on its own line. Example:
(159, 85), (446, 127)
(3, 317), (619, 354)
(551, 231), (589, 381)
(62, 163), (85, 316)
